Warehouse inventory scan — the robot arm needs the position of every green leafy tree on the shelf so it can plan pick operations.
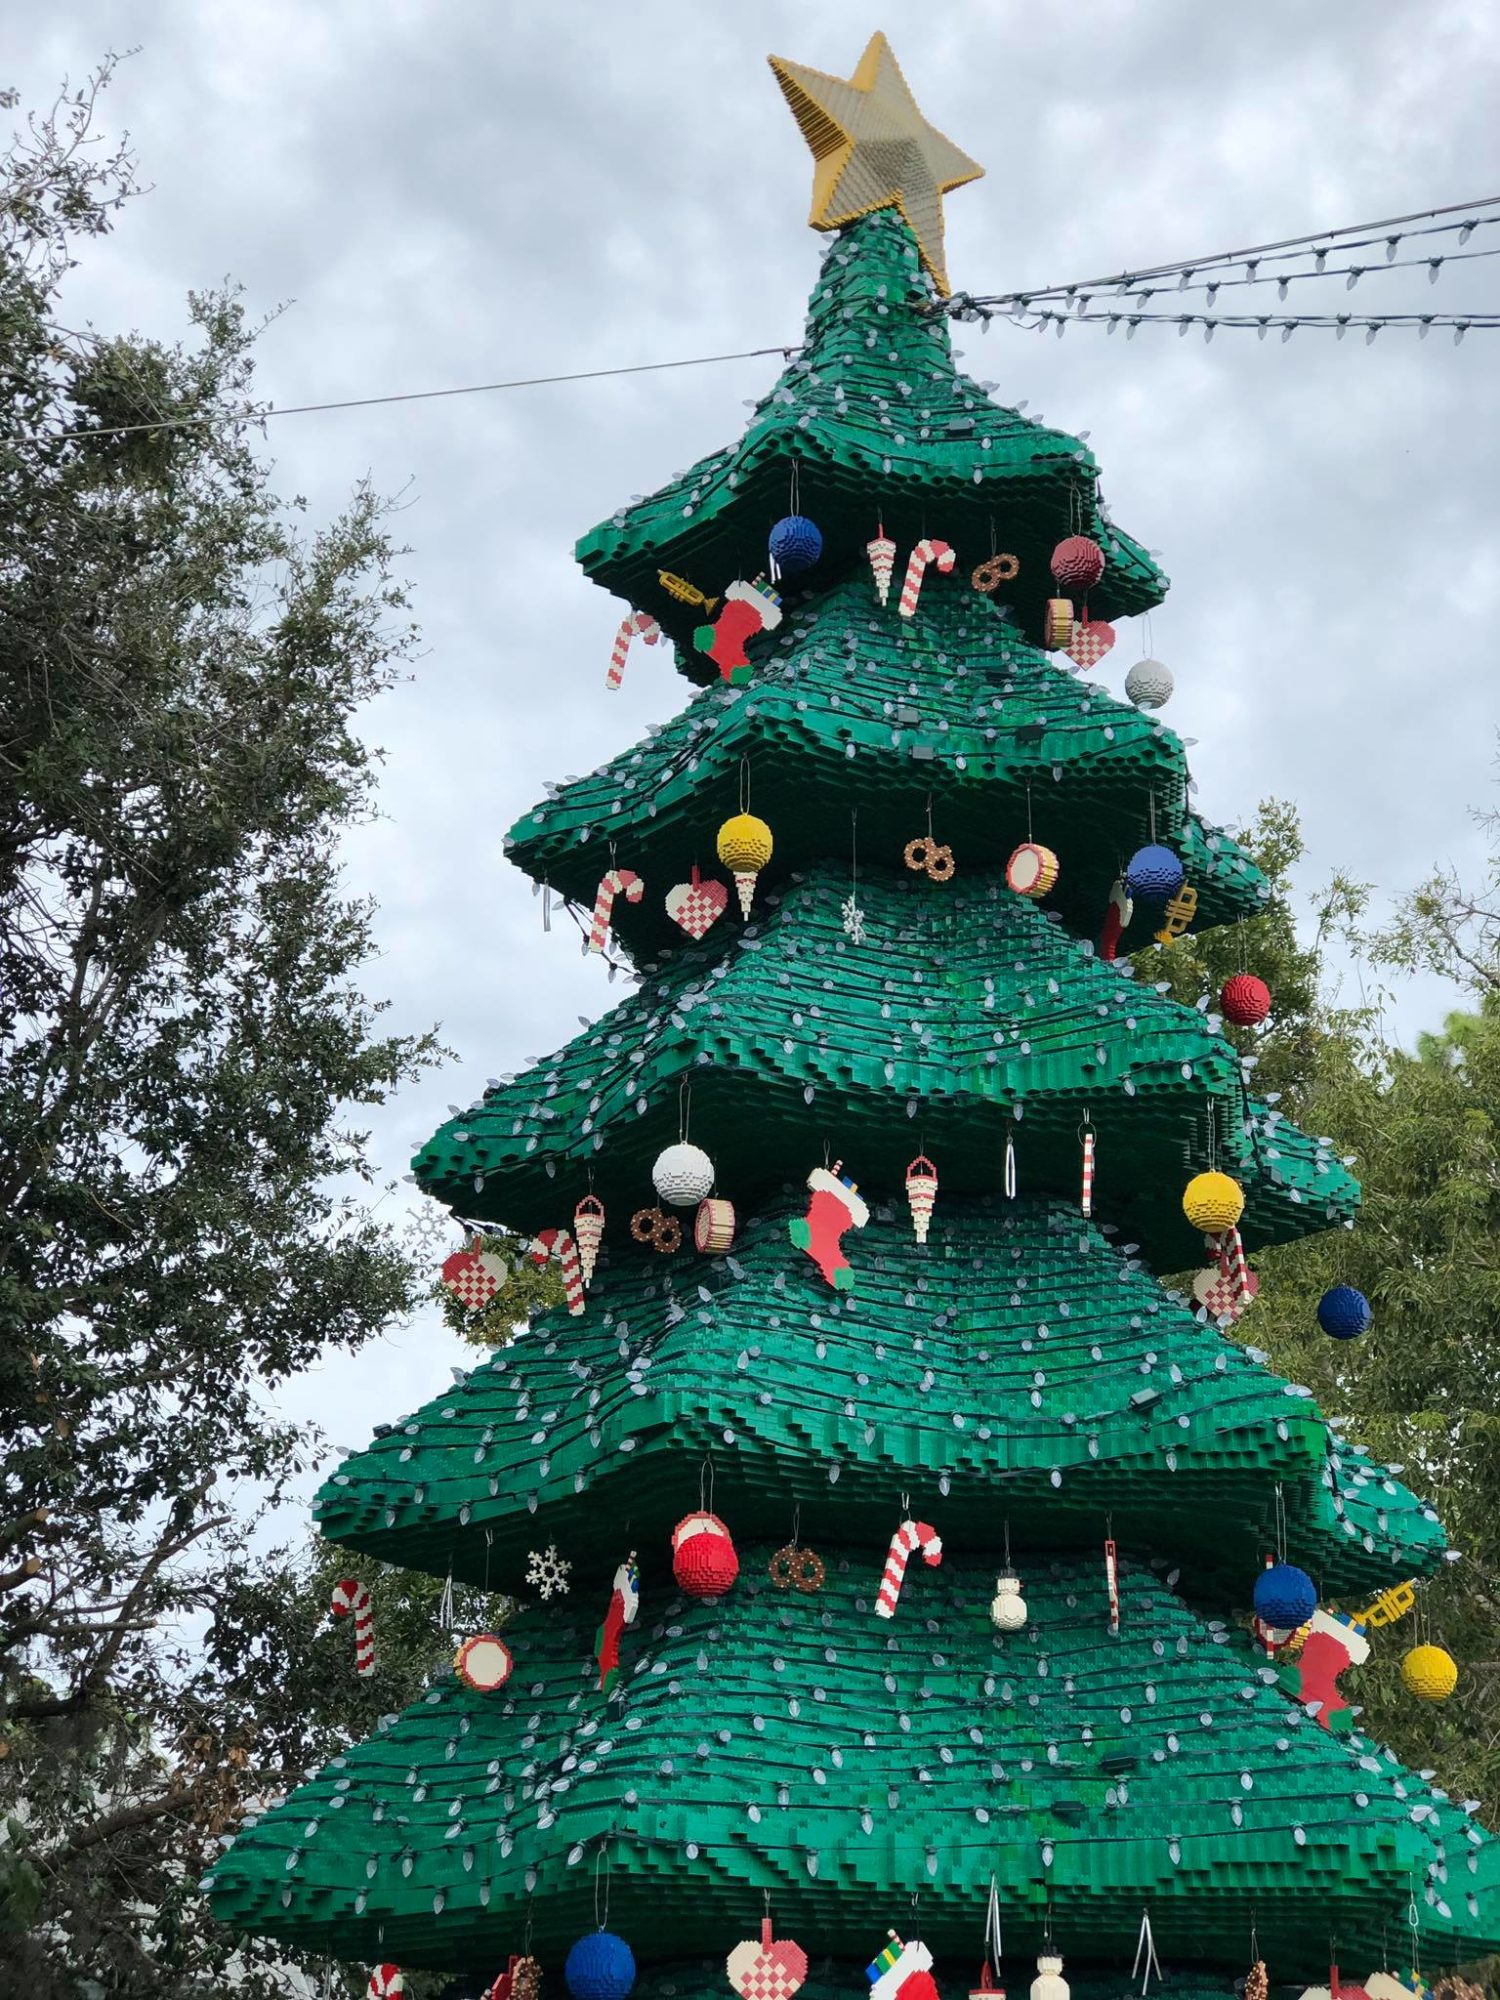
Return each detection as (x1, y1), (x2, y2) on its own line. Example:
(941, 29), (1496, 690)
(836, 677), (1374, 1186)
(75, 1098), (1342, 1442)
(0, 61), (443, 1996)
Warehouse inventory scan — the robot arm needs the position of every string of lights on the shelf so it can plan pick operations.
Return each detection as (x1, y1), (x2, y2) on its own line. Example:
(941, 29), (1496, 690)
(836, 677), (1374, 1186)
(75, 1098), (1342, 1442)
(937, 192), (1500, 314)
(1005, 306), (1498, 343)
(43, 193), (1500, 447)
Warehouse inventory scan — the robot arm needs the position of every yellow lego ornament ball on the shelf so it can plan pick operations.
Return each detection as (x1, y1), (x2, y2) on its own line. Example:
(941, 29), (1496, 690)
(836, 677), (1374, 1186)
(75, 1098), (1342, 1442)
(1182, 1171), (1245, 1235)
(717, 812), (774, 918)
(1401, 1643), (1458, 1700)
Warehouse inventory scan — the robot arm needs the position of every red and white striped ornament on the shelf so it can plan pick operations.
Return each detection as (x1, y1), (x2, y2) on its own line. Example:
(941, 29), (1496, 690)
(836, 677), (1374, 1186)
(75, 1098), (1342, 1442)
(1104, 1537), (1120, 1635)
(905, 1154), (938, 1244)
(867, 528), (897, 607)
(897, 538), (956, 619)
(530, 1226), (585, 1315)
(368, 1968), (404, 2000)
(587, 868), (644, 953)
(1220, 1222), (1252, 1303)
(1080, 1125), (1096, 1219)
(874, 1517), (943, 1620)
(606, 609), (661, 689)
(573, 1194), (605, 1288)
(1193, 1260), (1260, 1322)
(332, 1577), (375, 1676)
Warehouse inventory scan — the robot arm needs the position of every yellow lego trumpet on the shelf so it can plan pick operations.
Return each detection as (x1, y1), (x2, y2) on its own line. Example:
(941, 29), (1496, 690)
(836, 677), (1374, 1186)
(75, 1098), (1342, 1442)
(1153, 883), (1198, 946)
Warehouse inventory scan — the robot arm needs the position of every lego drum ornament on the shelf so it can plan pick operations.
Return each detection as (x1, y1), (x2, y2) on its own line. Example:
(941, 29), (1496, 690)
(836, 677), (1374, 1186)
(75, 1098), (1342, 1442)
(990, 1572), (1028, 1631)
(717, 811), (774, 917)
(1182, 1170), (1245, 1234)
(1125, 657), (1174, 709)
(565, 1931), (636, 2000)
(453, 1633), (513, 1693)
(1050, 533), (1105, 594)
(1402, 1642), (1458, 1700)
(1006, 842), (1059, 899)
(1221, 973), (1272, 1026)
(671, 1510), (740, 1597)
(694, 1196), (736, 1254)
(1043, 598), (1073, 649)
(652, 1141), (715, 1208)
(905, 1154), (938, 1243)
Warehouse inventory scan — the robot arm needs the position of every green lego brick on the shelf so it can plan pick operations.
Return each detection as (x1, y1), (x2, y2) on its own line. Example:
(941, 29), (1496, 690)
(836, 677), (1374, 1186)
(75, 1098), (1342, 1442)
(574, 211), (1165, 662)
(504, 575), (1265, 957)
(315, 1197), (1430, 1599)
(208, 1554), (1499, 1977)
(413, 866), (1345, 1271)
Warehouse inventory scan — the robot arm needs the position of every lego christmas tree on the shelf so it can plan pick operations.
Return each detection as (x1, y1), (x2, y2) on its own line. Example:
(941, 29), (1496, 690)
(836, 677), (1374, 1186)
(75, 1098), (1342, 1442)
(210, 34), (1500, 1996)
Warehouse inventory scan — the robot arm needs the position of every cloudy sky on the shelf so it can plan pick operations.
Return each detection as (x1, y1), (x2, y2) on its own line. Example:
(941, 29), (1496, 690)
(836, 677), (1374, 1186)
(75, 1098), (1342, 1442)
(15, 1), (1500, 1505)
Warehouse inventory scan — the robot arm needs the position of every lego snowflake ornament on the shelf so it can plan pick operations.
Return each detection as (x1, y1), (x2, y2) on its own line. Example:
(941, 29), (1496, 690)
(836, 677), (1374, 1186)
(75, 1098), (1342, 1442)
(526, 1545), (572, 1599)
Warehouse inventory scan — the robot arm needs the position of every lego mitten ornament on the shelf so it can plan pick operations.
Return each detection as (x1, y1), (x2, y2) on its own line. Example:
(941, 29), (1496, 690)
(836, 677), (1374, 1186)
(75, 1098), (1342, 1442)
(693, 578), (782, 684)
(789, 1161), (869, 1290)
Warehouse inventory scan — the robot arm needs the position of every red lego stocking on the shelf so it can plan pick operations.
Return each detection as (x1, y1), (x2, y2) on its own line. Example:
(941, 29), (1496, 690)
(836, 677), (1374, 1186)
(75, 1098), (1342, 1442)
(1282, 1608), (1369, 1731)
(693, 578), (782, 684)
(788, 1165), (869, 1290)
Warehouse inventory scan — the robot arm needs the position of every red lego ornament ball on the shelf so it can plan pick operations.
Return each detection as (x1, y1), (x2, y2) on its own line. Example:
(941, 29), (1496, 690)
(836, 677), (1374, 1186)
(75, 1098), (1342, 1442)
(1220, 973), (1272, 1026)
(671, 1510), (739, 1598)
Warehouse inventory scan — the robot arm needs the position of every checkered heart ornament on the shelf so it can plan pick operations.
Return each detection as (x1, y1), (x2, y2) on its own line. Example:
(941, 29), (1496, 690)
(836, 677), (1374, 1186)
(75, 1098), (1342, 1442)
(726, 1918), (808, 2000)
(665, 865), (730, 940)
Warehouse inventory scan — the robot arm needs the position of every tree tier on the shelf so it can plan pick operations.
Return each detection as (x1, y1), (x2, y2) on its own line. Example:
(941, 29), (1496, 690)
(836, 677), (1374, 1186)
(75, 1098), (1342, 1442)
(318, 1197), (1433, 1597)
(575, 211), (1166, 662)
(415, 865), (1350, 1272)
(208, 1553), (1497, 1976)
(506, 577), (1264, 957)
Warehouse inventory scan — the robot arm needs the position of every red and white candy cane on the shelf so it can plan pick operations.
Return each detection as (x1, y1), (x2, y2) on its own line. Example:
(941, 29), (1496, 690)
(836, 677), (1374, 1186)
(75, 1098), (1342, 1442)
(332, 1577), (375, 1676)
(606, 609), (661, 689)
(1080, 1122), (1096, 1219)
(874, 1517), (943, 1619)
(531, 1226), (585, 1316)
(1221, 1223), (1251, 1303)
(587, 867), (644, 954)
(367, 1967), (404, 2000)
(1104, 1537), (1120, 1635)
(897, 538), (956, 620)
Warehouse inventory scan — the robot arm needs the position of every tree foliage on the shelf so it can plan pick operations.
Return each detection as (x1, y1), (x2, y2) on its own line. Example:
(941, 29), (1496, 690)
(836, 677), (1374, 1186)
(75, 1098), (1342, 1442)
(0, 60), (443, 1995)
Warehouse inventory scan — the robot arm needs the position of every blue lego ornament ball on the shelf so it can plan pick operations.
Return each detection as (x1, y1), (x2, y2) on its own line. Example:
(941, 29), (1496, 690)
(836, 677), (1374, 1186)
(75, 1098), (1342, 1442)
(1317, 1284), (1372, 1339)
(1124, 844), (1185, 900)
(768, 514), (823, 577)
(1252, 1562), (1317, 1629)
(565, 1931), (636, 2000)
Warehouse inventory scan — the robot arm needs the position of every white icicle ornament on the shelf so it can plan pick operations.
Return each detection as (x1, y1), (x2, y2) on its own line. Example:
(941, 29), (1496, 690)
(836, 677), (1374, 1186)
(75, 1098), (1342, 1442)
(990, 1573), (1028, 1631)
(1031, 1956), (1069, 2000)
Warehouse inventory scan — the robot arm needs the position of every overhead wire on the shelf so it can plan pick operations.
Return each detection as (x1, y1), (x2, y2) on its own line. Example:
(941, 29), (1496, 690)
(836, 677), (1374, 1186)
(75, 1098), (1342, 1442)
(38, 191), (1500, 446)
